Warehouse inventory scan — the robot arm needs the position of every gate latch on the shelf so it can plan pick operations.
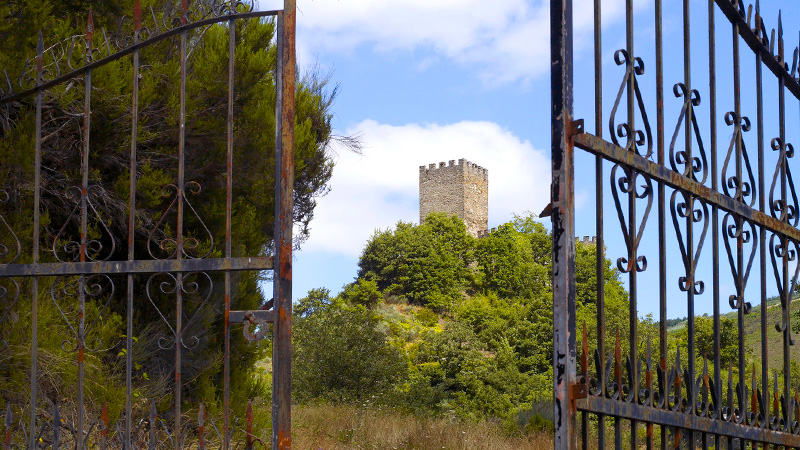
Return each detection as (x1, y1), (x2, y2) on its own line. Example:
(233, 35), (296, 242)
(229, 310), (273, 342)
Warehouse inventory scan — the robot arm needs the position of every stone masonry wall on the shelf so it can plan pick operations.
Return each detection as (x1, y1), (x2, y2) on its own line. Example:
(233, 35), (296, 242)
(419, 158), (488, 237)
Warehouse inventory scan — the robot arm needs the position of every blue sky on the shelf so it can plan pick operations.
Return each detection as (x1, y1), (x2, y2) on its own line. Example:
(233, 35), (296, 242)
(257, 0), (800, 320)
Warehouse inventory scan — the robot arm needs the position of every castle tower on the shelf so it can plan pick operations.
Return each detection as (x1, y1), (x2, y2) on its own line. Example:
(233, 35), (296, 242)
(419, 158), (488, 237)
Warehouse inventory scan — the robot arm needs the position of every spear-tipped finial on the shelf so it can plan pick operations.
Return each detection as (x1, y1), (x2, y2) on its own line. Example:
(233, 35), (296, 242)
(134, 0), (142, 31)
(614, 330), (621, 383)
(728, 362), (733, 387)
(245, 400), (253, 446)
(101, 402), (109, 437)
(198, 403), (205, 427)
(198, 403), (206, 449)
(774, 371), (779, 397)
(755, 0), (762, 35)
(4, 403), (11, 428)
(52, 400), (60, 450)
(181, 0), (188, 24)
(86, 10), (94, 41)
(779, 11), (785, 61)
(581, 322), (588, 376)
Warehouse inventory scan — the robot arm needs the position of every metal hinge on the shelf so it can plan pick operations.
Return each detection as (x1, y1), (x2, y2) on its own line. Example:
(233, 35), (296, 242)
(570, 382), (588, 400)
(568, 118), (585, 137)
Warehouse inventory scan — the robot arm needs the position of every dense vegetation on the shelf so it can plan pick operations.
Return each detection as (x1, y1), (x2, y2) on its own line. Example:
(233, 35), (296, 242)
(293, 213), (629, 430)
(293, 212), (750, 433)
(0, 0), (344, 428)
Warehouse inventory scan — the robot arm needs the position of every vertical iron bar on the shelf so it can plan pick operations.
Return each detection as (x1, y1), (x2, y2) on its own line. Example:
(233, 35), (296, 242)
(224, 2), (235, 450)
(731, 6), (748, 449)
(273, 1), (295, 448)
(626, 0), (638, 445)
(551, 0), (576, 447)
(593, 0), (605, 446)
(656, 0), (667, 448)
(708, 2), (722, 449)
(681, 2), (697, 448)
(778, 12), (791, 428)
(126, 3), (141, 450)
(754, 0), (768, 436)
(76, 13), (95, 450)
(29, 31), (43, 450)
(175, 2), (188, 448)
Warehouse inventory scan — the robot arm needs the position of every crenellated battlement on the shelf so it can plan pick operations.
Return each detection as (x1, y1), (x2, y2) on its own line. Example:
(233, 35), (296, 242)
(419, 158), (488, 237)
(419, 158), (488, 180)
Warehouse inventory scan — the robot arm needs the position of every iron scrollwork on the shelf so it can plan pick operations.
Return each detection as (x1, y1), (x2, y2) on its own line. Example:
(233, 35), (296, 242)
(610, 164), (653, 273)
(49, 274), (116, 353)
(721, 112), (757, 207)
(52, 186), (117, 263)
(609, 50), (653, 158)
(5, 0), (256, 99)
(145, 271), (213, 350)
(147, 182), (214, 261)
(670, 191), (709, 295)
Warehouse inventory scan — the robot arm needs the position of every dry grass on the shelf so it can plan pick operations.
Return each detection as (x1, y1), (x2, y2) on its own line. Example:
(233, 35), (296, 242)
(291, 403), (553, 450)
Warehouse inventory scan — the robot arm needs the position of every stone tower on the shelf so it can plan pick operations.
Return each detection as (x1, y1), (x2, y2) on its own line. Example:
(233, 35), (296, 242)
(419, 158), (488, 237)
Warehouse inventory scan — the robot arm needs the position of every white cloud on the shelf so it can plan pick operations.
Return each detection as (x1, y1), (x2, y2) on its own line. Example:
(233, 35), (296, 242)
(301, 120), (550, 257)
(262, 0), (634, 84)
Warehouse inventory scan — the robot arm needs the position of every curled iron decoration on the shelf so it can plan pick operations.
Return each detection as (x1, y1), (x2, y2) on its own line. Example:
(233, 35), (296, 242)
(768, 234), (800, 341)
(668, 83), (709, 184)
(242, 312), (270, 342)
(721, 111), (757, 207)
(49, 274), (116, 353)
(610, 164), (653, 273)
(670, 191), (710, 295)
(52, 185), (117, 262)
(768, 137), (800, 226)
(608, 49), (654, 158)
(145, 271), (214, 350)
(7, 0), (255, 97)
(722, 213), (757, 313)
(0, 277), (21, 352)
(147, 182), (214, 260)
(0, 190), (21, 264)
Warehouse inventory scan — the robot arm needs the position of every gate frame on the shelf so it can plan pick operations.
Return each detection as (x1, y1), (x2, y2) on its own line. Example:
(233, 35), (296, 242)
(0, 1), (296, 448)
(552, 0), (800, 448)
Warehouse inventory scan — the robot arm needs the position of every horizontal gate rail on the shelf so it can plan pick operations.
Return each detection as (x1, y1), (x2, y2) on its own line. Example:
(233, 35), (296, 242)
(0, 257), (272, 277)
(0, 10), (283, 106)
(579, 396), (800, 447)
(573, 131), (800, 243)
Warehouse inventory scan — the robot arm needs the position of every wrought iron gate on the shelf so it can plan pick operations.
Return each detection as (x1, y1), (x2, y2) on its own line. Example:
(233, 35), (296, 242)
(552, 0), (800, 448)
(0, 0), (295, 449)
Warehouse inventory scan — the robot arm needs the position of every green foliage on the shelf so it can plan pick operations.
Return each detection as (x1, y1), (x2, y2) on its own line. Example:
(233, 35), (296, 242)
(293, 302), (407, 403)
(295, 212), (628, 428)
(358, 213), (474, 309)
(339, 279), (382, 309)
(0, 0), (346, 422)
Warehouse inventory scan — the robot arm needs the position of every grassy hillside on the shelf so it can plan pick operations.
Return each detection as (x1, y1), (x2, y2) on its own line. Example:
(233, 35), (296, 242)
(667, 295), (800, 373)
(292, 403), (552, 450)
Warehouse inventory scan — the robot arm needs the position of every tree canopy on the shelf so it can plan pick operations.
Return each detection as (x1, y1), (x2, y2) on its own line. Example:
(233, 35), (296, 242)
(0, 0), (348, 423)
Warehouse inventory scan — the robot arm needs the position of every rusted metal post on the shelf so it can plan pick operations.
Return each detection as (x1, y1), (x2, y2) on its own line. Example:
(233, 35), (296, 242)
(550, 0), (576, 448)
(272, 0), (295, 448)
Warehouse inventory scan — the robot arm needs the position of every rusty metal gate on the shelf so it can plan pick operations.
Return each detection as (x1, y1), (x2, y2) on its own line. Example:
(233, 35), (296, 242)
(0, 0), (294, 449)
(552, 0), (800, 448)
